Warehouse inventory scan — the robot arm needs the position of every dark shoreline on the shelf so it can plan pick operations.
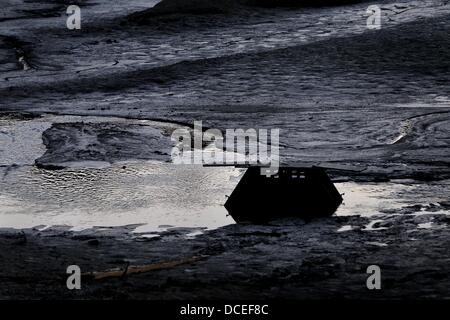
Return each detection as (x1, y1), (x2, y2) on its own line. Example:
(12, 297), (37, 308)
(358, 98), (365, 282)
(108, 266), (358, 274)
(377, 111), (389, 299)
(1, 206), (449, 299)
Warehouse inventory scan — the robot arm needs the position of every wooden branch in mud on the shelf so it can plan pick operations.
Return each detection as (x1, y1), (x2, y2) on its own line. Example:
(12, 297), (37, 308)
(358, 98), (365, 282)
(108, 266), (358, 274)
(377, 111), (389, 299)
(82, 256), (203, 281)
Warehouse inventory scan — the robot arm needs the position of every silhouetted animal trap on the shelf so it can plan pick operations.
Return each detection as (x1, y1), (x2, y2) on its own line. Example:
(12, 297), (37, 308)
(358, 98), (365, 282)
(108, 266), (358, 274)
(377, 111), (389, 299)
(224, 166), (342, 223)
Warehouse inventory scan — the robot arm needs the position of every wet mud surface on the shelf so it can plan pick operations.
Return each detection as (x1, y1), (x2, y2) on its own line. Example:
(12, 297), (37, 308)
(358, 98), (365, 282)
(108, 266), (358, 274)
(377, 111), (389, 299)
(36, 121), (173, 169)
(2, 1), (449, 178)
(1, 207), (450, 299)
(0, 0), (449, 299)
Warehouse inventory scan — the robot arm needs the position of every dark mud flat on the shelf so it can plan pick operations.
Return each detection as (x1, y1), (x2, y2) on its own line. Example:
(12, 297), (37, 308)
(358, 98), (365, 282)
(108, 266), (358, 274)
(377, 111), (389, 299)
(35, 121), (173, 169)
(2, 3), (450, 180)
(1, 0), (449, 301)
(1, 206), (449, 300)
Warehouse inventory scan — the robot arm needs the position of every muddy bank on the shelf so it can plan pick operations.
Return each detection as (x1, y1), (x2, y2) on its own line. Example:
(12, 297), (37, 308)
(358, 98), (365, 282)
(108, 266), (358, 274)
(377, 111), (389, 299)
(5, 109), (450, 181)
(1, 205), (449, 299)
(35, 121), (173, 169)
(0, 112), (186, 168)
(126, 0), (364, 23)
(2, 10), (449, 179)
(0, 0), (88, 23)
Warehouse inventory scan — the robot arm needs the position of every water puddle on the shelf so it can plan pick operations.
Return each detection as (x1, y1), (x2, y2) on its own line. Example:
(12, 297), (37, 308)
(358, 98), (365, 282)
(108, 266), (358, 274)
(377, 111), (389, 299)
(1, 161), (449, 233)
(1, 113), (449, 233)
(0, 162), (242, 232)
(335, 180), (450, 217)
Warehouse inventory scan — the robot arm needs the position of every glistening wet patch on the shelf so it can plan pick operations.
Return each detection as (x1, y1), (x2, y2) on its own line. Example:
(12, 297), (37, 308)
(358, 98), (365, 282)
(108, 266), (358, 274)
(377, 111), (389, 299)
(0, 162), (242, 232)
(1, 113), (449, 234)
(1, 159), (449, 233)
(335, 180), (450, 217)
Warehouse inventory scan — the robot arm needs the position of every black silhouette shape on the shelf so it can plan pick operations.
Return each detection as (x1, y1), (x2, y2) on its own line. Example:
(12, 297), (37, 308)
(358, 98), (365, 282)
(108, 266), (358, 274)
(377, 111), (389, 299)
(225, 166), (342, 223)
